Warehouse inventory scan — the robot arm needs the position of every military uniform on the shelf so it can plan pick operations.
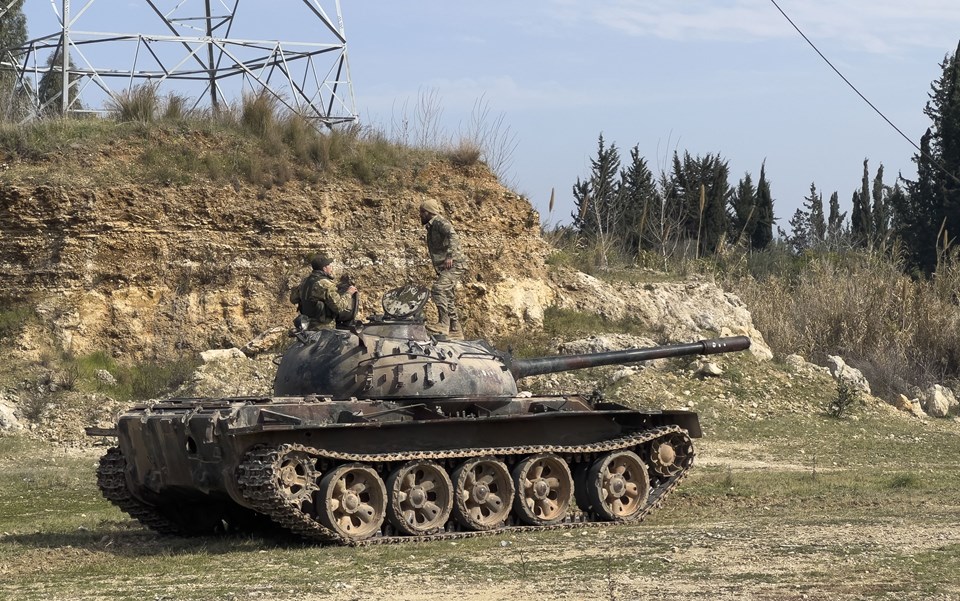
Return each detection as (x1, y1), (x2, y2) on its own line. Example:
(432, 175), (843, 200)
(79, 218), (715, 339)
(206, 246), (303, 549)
(424, 211), (466, 336)
(290, 269), (355, 330)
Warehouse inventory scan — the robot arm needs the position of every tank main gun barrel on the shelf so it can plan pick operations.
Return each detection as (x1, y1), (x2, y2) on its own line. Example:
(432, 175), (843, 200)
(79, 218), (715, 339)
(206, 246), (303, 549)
(509, 335), (751, 380)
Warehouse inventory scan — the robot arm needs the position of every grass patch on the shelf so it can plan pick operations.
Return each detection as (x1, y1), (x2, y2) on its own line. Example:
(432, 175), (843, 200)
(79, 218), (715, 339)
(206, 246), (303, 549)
(0, 299), (35, 340)
(28, 351), (201, 403)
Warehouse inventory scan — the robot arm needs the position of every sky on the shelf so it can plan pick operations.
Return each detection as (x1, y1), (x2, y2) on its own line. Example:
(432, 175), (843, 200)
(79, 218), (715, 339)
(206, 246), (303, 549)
(16, 1), (960, 230)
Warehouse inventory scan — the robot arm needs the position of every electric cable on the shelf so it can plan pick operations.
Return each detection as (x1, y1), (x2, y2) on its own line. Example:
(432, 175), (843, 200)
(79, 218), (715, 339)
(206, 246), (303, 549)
(769, 0), (960, 185)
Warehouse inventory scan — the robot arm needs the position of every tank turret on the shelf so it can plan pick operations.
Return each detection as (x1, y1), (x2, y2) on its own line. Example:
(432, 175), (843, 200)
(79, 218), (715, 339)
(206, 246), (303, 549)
(274, 283), (750, 399)
(89, 284), (753, 545)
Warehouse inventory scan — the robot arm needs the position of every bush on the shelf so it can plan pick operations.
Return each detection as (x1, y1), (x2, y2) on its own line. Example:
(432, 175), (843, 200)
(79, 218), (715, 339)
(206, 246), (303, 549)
(241, 91), (278, 137)
(721, 248), (960, 401)
(0, 301), (33, 340)
(446, 139), (481, 168)
(827, 378), (859, 418)
(108, 84), (159, 123)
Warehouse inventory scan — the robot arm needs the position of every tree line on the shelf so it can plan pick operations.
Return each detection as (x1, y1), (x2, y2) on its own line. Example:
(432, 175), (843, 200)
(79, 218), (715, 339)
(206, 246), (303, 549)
(570, 41), (960, 276)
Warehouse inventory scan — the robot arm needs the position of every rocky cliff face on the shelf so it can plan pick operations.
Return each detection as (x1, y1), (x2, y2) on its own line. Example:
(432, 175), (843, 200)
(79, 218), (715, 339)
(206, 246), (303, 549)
(1, 161), (552, 359)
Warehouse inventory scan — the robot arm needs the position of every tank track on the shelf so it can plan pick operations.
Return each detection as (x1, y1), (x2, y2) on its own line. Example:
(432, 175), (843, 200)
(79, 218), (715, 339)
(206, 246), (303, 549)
(96, 447), (187, 535)
(236, 425), (694, 546)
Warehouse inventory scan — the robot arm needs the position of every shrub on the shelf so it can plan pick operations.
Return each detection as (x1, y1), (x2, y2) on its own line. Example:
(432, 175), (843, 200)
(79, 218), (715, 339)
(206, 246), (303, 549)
(108, 84), (159, 123)
(827, 378), (859, 418)
(446, 139), (481, 168)
(241, 91), (278, 137)
(161, 93), (191, 121)
(0, 301), (33, 340)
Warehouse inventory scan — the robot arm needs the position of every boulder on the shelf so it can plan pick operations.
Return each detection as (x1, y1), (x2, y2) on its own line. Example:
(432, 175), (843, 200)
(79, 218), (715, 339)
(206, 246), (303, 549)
(0, 396), (21, 431)
(823, 355), (871, 396)
(920, 384), (955, 418)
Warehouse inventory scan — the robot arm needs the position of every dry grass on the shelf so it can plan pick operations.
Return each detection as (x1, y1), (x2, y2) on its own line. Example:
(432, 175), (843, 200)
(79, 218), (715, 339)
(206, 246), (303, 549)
(722, 248), (960, 400)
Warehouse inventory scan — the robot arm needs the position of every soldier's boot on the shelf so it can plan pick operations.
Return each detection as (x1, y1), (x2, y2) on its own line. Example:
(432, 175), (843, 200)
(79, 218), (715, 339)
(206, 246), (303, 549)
(448, 317), (464, 340)
(427, 310), (450, 336)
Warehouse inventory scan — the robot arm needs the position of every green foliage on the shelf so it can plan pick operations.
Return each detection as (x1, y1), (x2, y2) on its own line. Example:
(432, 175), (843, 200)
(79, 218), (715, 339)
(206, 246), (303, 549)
(37, 49), (84, 115)
(751, 162), (774, 250)
(888, 473), (922, 490)
(720, 246), (960, 400)
(0, 300), (33, 340)
(0, 0), (28, 121)
(240, 91), (278, 137)
(445, 139), (482, 167)
(897, 42), (960, 273)
(37, 351), (202, 402)
(107, 84), (158, 123)
(828, 378), (860, 418)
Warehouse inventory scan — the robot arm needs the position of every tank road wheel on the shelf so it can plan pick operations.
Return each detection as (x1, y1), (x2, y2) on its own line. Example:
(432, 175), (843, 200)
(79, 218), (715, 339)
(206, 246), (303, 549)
(512, 453), (574, 526)
(647, 432), (695, 478)
(586, 451), (650, 522)
(451, 458), (515, 531)
(386, 461), (453, 536)
(318, 463), (387, 541)
(275, 449), (321, 510)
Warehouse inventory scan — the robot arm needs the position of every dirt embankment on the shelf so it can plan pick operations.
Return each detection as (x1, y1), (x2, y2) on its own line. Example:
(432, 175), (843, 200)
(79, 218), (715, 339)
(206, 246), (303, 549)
(1, 161), (550, 360)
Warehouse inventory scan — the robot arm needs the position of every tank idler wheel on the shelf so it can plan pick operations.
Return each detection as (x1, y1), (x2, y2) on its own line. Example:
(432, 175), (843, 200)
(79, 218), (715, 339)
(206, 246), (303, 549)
(648, 432), (694, 478)
(387, 460), (453, 536)
(512, 453), (574, 526)
(275, 449), (321, 509)
(451, 458), (514, 531)
(586, 450), (650, 521)
(318, 463), (387, 541)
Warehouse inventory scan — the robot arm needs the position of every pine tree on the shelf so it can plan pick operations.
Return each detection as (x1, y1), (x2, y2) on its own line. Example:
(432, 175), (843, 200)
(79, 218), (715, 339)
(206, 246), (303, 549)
(667, 151), (731, 255)
(751, 163), (774, 250)
(787, 208), (810, 254)
(38, 49), (84, 115)
(618, 145), (658, 254)
(572, 133), (623, 268)
(898, 41), (960, 272)
(0, 0), (28, 120)
(572, 133), (622, 239)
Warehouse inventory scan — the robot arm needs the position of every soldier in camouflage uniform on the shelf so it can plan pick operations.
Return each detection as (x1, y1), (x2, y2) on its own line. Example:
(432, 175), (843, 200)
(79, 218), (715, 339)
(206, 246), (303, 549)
(420, 198), (465, 339)
(289, 254), (358, 331)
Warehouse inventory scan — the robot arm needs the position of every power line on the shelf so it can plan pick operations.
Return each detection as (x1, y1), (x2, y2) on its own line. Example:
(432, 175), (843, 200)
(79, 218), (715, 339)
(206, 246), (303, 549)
(768, 0), (919, 153)
(768, 0), (960, 185)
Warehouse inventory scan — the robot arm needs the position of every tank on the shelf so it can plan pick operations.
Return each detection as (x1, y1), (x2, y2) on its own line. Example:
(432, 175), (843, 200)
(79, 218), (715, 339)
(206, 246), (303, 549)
(88, 284), (751, 545)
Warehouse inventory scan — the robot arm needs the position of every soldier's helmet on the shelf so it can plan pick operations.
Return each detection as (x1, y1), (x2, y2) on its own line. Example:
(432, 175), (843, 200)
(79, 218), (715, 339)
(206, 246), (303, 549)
(420, 198), (441, 215)
(311, 255), (333, 270)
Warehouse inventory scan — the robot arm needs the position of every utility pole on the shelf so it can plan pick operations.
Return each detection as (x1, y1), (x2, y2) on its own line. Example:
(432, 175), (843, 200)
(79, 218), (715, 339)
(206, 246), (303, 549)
(204, 0), (219, 111)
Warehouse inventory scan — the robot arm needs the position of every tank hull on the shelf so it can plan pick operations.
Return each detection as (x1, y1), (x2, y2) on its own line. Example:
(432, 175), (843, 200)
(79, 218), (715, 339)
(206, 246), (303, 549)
(96, 394), (702, 542)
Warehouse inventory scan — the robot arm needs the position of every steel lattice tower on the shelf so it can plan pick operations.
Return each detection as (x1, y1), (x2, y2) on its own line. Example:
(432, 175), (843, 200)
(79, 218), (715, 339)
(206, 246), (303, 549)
(0, 0), (356, 125)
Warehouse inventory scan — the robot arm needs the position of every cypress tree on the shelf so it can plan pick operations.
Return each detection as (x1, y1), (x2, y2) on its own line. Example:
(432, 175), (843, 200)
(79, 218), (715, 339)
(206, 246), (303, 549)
(804, 182), (827, 245)
(872, 164), (891, 246)
(38, 48), (83, 115)
(751, 163), (774, 250)
(851, 159), (873, 246)
(827, 191), (846, 246)
(730, 173), (757, 245)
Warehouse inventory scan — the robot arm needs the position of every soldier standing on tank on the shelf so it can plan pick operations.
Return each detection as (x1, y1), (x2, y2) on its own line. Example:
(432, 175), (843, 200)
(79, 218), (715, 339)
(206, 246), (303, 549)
(289, 254), (358, 330)
(419, 198), (466, 339)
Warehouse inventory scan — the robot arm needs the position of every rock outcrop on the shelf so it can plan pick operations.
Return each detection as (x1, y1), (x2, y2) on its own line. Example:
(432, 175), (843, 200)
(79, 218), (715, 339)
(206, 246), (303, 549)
(1, 162), (549, 360)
